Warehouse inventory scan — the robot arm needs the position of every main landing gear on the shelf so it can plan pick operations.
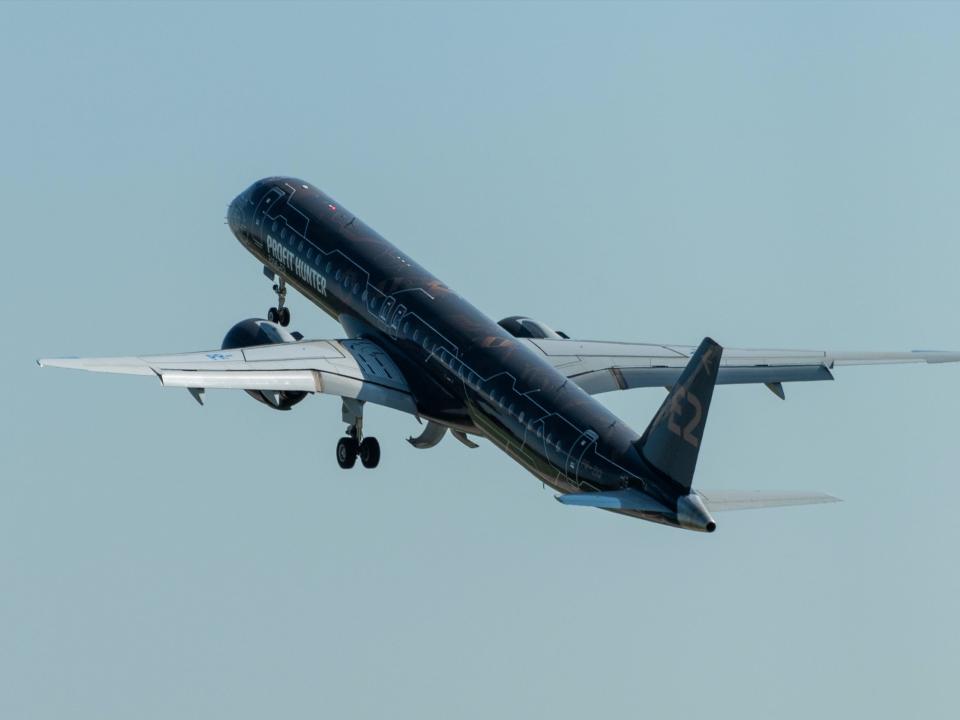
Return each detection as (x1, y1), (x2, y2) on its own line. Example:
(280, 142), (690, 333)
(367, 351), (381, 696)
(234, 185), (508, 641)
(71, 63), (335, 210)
(336, 433), (380, 469)
(267, 277), (291, 327)
(337, 399), (381, 469)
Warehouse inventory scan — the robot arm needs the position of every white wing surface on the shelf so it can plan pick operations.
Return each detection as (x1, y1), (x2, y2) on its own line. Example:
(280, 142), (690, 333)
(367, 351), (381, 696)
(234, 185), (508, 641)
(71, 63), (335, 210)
(520, 338), (960, 395)
(38, 338), (417, 414)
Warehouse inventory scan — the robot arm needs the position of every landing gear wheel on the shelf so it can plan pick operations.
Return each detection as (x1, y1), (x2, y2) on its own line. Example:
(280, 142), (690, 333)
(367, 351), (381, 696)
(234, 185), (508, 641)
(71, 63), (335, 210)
(337, 437), (359, 469)
(359, 437), (381, 469)
(268, 278), (288, 326)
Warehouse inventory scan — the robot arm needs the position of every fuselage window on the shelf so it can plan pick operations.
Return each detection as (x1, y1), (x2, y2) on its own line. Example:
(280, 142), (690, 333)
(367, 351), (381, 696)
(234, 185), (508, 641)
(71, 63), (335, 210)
(402, 321), (410, 335)
(353, 282), (361, 295)
(380, 297), (395, 321)
(518, 411), (525, 423)
(306, 247), (313, 259)
(422, 336), (430, 350)
(335, 269), (342, 282)
(412, 328), (420, 342)
(325, 261), (333, 274)
(280, 228), (287, 240)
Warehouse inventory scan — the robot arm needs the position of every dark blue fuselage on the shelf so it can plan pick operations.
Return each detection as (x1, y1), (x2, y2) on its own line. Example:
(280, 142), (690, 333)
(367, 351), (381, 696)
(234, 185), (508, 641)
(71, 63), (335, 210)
(228, 178), (680, 517)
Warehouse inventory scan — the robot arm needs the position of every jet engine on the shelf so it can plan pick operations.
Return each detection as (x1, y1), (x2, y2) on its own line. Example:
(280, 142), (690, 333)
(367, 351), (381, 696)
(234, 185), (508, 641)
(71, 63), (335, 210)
(221, 318), (307, 410)
(497, 316), (569, 340)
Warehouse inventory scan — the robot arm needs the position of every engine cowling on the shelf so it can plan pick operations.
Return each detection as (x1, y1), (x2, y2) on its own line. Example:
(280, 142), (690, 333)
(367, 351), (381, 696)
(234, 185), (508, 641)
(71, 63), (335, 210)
(221, 318), (307, 411)
(497, 316), (568, 340)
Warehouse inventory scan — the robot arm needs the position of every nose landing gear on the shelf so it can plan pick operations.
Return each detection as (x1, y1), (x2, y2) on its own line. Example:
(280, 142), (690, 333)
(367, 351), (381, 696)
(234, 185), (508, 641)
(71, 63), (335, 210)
(337, 399), (381, 469)
(267, 277), (291, 327)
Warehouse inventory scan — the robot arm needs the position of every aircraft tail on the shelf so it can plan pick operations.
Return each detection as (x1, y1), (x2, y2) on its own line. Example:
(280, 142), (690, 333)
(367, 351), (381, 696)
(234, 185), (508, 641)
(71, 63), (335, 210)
(636, 337), (723, 491)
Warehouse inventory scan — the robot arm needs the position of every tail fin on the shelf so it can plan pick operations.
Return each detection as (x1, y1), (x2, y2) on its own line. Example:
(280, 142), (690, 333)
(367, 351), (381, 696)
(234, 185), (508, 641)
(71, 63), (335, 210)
(637, 337), (723, 491)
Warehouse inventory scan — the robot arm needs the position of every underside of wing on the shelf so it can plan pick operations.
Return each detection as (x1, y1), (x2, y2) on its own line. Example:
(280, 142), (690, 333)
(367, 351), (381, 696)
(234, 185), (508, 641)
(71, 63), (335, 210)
(522, 338), (960, 395)
(38, 338), (417, 414)
(696, 490), (841, 512)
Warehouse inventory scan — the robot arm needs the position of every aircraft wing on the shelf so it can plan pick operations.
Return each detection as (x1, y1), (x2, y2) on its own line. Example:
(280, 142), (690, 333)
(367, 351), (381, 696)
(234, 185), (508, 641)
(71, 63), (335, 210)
(37, 338), (417, 414)
(521, 338), (960, 396)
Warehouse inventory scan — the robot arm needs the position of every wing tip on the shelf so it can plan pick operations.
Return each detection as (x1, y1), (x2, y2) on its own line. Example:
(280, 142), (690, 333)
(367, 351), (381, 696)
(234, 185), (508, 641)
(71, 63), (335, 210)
(37, 356), (80, 369)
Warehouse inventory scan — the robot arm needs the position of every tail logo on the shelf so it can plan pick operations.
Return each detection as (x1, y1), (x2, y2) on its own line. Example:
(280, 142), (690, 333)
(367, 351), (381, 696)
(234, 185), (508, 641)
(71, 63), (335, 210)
(650, 346), (719, 449)
(653, 386), (704, 448)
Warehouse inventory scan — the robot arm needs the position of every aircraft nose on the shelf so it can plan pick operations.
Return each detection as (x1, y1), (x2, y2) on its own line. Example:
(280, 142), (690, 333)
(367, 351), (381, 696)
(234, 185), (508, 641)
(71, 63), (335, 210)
(227, 186), (253, 231)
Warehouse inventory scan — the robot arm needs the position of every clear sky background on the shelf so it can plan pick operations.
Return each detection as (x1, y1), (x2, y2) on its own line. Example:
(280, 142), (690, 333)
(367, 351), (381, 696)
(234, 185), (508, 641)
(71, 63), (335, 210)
(3, 2), (960, 718)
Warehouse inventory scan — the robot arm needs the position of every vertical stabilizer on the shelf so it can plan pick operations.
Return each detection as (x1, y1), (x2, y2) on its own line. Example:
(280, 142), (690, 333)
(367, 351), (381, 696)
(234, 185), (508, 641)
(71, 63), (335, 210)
(637, 338), (723, 491)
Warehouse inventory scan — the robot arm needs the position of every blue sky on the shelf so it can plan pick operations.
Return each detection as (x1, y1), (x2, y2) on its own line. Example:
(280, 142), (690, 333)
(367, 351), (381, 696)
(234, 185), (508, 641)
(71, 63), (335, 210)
(3, 2), (960, 718)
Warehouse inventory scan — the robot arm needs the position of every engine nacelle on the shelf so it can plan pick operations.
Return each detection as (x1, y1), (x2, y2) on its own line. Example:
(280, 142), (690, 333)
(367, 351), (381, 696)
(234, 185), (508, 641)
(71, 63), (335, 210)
(221, 318), (307, 411)
(497, 315), (568, 340)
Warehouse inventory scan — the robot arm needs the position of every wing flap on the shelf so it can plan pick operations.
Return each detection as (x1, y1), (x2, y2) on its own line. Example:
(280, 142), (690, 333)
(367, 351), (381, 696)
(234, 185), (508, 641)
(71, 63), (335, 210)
(159, 370), (320, 392)
(572, 364), (834, 394)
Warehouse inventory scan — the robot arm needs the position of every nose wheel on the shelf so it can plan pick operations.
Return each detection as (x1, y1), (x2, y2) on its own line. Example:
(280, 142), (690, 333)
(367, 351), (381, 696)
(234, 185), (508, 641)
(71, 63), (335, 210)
(337, 399), (380, 469)
(267, 278), (290, 327)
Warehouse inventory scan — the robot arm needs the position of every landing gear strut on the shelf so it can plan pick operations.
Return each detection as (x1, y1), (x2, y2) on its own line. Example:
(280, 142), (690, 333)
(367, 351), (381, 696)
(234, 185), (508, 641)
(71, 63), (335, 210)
(267, 277), (290, 327)
(337, 399), (380, 469)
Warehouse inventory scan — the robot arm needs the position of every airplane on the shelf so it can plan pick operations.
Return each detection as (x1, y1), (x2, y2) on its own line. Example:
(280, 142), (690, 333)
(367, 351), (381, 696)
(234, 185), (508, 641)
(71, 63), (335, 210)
(38, 177), (960, 533)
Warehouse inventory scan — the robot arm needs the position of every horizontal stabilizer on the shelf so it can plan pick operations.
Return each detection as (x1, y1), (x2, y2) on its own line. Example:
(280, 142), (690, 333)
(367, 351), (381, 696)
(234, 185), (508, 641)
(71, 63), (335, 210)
(697, 490), (840, 512)
(555, 489), (670, 513)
